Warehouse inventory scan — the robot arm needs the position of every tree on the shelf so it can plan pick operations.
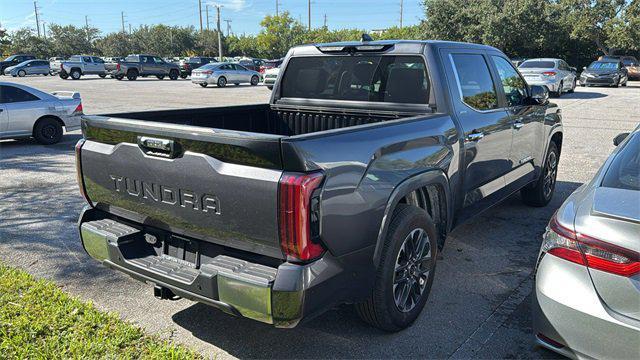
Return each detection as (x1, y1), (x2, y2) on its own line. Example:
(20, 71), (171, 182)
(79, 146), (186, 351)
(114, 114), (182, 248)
(8, 28), (51, 57)
(94, 32), (133, 56)
(48, 24), (99, 57)
(0, 25), (10, 55)
(255, 12), (306, 59)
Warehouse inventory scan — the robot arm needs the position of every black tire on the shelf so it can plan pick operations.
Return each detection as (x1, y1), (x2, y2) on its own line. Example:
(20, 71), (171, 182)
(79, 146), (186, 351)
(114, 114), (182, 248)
(115, 74), (124, 80)
(126, 70), (138, 81)
(180, 74), (188, 79)
(567, 79), (576, 93)
(99, 74), (107, 78)
(18, 70), (26, 77)
(70, 69), (82, 80)
(355, 204), (438, 332)
(217, 76), (227, 87)
(553, 81), (563, 97)
(169, 70), (179, 80)
(521, 141), (559, 207)
(59, 71), (69, 79)
(267, 85), (274, 90)
(250, 75), (259, 86)
(33, 117), (63, 145)
(199, 83), (208, 88)
(156, 75), (165, 80)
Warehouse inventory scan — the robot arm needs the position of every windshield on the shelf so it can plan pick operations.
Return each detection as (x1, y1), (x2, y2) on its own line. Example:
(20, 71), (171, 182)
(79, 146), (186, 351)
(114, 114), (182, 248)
(519, 60), (555, 69)
(588, 61), (618, 70)
(16, 60), (32, 67)
(3, 56), (16, 62)
(281, 55), (430, 104)
(602, 133), (640, 191)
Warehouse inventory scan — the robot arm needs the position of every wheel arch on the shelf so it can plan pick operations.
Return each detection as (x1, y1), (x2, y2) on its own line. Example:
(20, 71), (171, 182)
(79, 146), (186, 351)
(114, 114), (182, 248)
(70, 67), (82, 74)
(32, 115), (65, 136)
(373, 169), (452, 267)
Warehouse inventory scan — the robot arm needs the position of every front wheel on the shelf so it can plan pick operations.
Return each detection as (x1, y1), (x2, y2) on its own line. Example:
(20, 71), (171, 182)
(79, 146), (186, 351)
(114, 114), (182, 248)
(521, 141), (559, 207)
(115, 74), (124, 80)
(18, 70), (26, 77)
(180, 74), (188, 79)
(99, 74), (107, 78)
(156, 75), (165, 80)
(355, 204), (437, 332)
(250, 75), (259, 86)
(169, 70), (179, 80)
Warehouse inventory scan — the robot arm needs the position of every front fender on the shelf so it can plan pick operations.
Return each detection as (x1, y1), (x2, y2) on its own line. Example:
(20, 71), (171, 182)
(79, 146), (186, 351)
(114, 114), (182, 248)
(372, 169), (452, 267)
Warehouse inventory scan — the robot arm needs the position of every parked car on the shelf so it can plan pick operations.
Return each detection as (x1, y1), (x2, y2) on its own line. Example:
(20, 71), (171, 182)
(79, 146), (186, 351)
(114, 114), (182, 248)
(259, 59), (283, 74)
(510, 57), (527, 67)
(263, 66), (280, 90)
(237, 58), (263, 71)
(105, 54), (180, 81)
(75, 40), (562, 331)
(579, 60), (628, 87)
(4, 59), (51, 77)
(103, 57), (124, 64)
(179, 57), (217, 78)
(0, 54), (36, 74)
(191, 62), (261, 87)
(49, 57), (66, 75)
(533, 126), (639, 359)
(59, 55), (108, 80)
(618, 56), (640, 80)
(0, 82), (83, 144)
(518, 58), (577, 97)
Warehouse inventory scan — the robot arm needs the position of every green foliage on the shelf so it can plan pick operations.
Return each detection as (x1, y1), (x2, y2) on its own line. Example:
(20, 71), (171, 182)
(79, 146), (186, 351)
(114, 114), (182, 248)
(0, 263), (200, 359)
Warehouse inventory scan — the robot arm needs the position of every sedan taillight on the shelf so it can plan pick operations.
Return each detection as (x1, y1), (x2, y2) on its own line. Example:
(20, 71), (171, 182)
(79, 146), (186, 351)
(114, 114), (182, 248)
(75, 139), (93, 206)
(116, 63), (121, 71)
(542, 214), (640, 277)
(278, 172), (325, 262)
(542, 71), (557, 77)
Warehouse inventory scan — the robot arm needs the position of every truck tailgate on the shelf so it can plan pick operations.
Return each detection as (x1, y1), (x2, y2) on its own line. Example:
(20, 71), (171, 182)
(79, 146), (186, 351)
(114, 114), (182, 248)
(79, 116), (285, 258)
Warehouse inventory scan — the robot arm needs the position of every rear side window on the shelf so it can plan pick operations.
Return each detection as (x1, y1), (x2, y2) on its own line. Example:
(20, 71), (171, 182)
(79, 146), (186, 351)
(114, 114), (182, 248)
(450, 54), (498, 111)
(602, 133), (640, 191)
(82, 56), (92, 63)
(0, 86), (40, 103)
(281, 55), (430, 104)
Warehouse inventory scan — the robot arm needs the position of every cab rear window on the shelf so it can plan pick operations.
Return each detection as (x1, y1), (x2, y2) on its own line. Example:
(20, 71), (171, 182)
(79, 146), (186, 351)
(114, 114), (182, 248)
(280, 56), (429, 104)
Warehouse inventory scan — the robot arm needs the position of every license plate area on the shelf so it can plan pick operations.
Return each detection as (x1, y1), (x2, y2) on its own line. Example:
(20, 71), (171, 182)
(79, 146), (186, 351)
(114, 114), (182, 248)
(162, 235), (200, 268)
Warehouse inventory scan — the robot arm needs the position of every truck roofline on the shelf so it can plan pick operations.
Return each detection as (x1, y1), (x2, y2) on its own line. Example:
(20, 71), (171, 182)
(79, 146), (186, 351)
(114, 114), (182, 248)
(293, 39), (500, 54)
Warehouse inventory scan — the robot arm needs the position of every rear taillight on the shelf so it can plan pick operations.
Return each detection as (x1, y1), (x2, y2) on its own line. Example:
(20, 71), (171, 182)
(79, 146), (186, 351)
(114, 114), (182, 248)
(278, 172), (325, 262)
(202, 70), (213, 75)
(542, 71), (557, 76)
(73, 103), (83, 114)
(116, 63), (120, 71)
(75, 139), (93, 206)
(60, 63), (64, 70)
(542, 214), (640, 277)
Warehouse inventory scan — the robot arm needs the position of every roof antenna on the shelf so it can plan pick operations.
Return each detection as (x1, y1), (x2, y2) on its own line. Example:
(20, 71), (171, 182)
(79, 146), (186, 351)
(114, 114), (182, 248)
(361, 33), (373, 42)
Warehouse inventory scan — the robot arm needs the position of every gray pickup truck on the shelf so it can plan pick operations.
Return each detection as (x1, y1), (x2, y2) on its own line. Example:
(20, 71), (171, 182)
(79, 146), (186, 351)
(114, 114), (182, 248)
(58, 55), (108, 80)
(106, 54), (181, 81)
(75, 40), (562, 331)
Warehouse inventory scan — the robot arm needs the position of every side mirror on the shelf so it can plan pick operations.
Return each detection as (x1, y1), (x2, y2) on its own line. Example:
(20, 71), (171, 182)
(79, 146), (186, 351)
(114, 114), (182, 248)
(613, 133), (629, 146)
(570, 67), (576, 72)
(529, 85), (548, 105)
(583, 66), (587, 70)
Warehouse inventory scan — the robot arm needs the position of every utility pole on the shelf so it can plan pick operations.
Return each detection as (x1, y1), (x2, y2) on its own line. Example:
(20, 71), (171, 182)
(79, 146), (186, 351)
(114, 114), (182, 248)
(275, 0), (280, 15)
(224, 19), (232, 36)
(215, 5), (223, 61)
(206, 5), (210, 31)
(198, 0), (203, 33)
(308, 0), (311, 30)
(34, 1), (41, 37)
(42, 22), (47, 39)
(323, 14), (327, 28)
(85, 15), (90, 42)
(399, 0), (404, 29)
(121, 12), (126, 33)
(129, 23), (132, 35)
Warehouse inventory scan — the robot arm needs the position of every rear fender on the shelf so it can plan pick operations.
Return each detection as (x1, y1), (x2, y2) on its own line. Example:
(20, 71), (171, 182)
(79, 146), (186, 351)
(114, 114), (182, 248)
(372, 169), (452, 267)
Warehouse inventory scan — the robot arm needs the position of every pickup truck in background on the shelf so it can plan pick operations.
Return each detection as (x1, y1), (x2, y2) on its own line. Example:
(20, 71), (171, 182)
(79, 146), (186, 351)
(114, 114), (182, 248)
(75, 40), (562, 331)
(58, 55), (108, 80)
(106, 54), (181, 81)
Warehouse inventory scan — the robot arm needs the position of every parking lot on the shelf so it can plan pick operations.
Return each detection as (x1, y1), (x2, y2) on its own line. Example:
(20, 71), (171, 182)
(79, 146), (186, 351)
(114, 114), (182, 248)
(0, 75), (638, 359)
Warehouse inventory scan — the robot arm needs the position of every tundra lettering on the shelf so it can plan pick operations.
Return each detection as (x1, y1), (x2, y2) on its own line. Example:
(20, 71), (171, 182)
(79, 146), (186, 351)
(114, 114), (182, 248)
(77, 39), (562, 331)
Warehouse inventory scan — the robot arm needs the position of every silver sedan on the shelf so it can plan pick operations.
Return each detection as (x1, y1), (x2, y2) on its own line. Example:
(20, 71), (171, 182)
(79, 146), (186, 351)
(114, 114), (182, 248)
(0, 82), (83, 144)
(534, 126), (640, 359)
(4, 59), (51, 77)
(518, 58), (577, 97)
(191, 62), (261, 88)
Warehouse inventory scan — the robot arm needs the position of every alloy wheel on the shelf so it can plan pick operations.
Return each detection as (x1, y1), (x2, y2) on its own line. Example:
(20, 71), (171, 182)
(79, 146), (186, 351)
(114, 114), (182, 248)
(392, 228), (432, 313)
(543, 150), (558, 199)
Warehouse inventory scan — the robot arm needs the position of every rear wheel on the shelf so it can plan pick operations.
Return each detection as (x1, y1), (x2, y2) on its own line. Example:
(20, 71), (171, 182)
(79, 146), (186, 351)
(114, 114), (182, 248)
(33, 117), (63, 145)
(267, 85), (274, 90)
(115, 74), (124, 80)
(521, 141), (559, 207)
(355, 204), (437, 332)
(98, 74), (107, 78)
(70, 69), (82, 80)
(126, 70), (138, 81)
(156, 75), (165, 80)
(180, 74), (188, 79)
(250, 75), (259, 86)
(553, 81), (563, 97)
(59, 71), (69, 79)
(567, 79), (576, 93)
(217, 76), (227, 87)
(18, 70), (26, 77)
(169, 70), (179, 80)
(199, 83), (208, 88)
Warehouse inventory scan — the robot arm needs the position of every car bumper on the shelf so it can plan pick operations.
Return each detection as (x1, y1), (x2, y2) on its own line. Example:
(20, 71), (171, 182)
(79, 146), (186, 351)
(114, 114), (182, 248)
(533, 253), (640, 359)
(263, 77), (277, 86)
(524, 78), (561, 92)
(579, 76), (618, 86)
(78, 206), (348, 328)
(191, 75), (218, 85)
(63, 115), (82, 131)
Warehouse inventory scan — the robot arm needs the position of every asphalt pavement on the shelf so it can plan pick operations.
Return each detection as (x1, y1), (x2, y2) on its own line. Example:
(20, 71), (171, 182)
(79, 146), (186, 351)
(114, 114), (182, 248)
(1, 75), (638, 359)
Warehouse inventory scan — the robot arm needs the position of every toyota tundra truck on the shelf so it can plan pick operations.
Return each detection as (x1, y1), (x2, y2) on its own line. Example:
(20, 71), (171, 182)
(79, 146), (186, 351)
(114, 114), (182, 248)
(105, 54), (181, 81)
(75, 40), (563, 331)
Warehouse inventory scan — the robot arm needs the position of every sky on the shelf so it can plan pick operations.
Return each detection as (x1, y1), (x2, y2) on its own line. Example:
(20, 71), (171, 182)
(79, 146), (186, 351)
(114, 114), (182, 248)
(1, 0), (424, 36)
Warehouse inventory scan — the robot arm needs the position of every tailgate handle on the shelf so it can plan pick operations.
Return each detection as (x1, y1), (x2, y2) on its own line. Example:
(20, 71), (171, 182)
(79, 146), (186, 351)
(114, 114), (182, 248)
(137, 136), (178, 158)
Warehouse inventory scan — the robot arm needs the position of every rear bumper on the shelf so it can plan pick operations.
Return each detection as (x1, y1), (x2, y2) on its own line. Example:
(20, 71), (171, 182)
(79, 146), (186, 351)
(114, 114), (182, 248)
(78, 206), (349, 328)
(525, 78), (561, 92)
(533, 254), (640, 359)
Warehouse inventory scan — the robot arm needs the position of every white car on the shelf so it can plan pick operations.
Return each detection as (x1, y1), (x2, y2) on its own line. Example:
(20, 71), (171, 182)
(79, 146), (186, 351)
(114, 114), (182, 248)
(0, 82), (83, 144)
(518, 58), (577, 97)
(263, 67), (280, 90)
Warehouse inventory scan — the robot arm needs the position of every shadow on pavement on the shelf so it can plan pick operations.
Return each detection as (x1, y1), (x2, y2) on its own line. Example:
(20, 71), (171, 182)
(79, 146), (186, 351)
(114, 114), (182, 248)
(561, 91), (607, 99)
(170, 180), (582, 359)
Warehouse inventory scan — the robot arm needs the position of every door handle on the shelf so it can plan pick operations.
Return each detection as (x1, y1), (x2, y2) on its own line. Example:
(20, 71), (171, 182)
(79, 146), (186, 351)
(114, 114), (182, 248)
(513, 121), (524, 130)
(466, 132), (484, 142)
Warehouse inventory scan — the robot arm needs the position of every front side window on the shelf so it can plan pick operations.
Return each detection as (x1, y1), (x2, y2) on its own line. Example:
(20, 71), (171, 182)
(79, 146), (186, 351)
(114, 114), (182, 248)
(235, 64), (248, 71)
(281, 55), (429, 104)
(93, 57), (104, 63)
(492, 56), (528, 107)
(450, 54), (498, 111)
(0, 86), (40, 103)
(82, 56), (92, 63)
